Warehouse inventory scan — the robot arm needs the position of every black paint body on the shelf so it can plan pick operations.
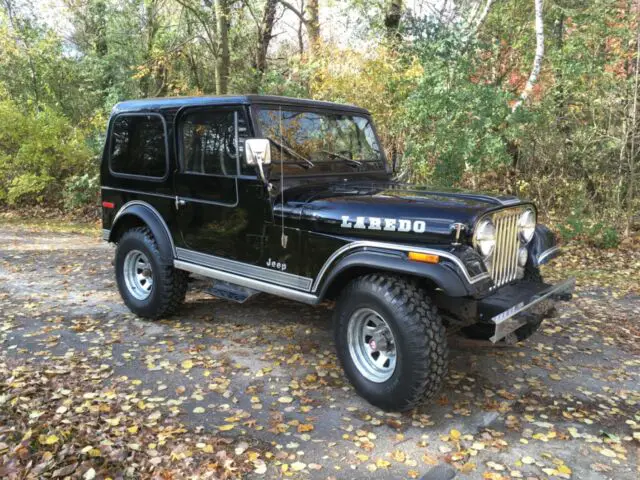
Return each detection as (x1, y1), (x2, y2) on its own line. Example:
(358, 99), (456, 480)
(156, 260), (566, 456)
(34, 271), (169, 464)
(100, 95), (562, 325)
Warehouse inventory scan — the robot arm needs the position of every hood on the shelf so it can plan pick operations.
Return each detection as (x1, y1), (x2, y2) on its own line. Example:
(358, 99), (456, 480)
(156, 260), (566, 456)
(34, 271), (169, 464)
(275, 181), (528, 244)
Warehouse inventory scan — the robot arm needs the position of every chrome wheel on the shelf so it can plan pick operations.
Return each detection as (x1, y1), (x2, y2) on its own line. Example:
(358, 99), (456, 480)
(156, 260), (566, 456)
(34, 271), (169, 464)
(347, 308), (397, 383)
(123, 250), (154, 300)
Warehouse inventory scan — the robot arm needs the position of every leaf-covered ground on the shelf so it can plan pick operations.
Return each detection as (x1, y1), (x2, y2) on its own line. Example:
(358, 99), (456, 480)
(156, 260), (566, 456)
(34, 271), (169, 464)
(0, 224), (638, 479)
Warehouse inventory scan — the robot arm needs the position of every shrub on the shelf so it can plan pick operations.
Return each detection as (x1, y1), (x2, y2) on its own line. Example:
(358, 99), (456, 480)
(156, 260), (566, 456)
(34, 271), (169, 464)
(0, 98), (93, 206)
(62, 173), (100, 210)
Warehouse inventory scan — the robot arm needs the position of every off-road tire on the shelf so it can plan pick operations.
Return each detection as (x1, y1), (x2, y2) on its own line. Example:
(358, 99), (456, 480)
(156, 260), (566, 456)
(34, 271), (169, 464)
(462, 265), (545, 342)
(115, 227), (188, 319)
(333, 274), (448, 411)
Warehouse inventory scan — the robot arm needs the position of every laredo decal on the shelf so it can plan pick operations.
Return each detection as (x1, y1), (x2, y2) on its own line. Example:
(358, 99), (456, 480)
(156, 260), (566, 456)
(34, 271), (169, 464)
(341, 216), (426, 233)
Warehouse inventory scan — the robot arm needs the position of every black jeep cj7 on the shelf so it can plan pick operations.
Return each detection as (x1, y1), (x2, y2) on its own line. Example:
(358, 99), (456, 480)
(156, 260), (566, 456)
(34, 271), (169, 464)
(101, 95), (574, 411)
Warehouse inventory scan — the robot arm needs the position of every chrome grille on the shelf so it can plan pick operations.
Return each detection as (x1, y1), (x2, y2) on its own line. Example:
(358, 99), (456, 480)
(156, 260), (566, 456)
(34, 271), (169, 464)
(489, 210), (521, 287)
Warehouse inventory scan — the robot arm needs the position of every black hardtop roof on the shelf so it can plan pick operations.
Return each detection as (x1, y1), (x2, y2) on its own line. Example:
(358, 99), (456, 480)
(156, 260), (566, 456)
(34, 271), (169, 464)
(112, 95), (370, 115)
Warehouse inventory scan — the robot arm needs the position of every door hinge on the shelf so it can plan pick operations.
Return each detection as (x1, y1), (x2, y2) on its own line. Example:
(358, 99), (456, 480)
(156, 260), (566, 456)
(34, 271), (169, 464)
(175, 196), (186, 209)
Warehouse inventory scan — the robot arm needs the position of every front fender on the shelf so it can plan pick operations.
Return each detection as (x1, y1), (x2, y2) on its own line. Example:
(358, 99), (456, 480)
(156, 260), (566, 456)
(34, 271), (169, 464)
(528, 224), (561, 267)
(316, 249), (478, 300)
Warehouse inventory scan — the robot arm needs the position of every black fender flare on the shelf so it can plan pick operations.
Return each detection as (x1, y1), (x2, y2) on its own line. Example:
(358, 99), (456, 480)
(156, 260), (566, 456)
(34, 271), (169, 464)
(108, 201), (175, 264)
(528, 224), (561, 267)
(315, 249), (472, 300)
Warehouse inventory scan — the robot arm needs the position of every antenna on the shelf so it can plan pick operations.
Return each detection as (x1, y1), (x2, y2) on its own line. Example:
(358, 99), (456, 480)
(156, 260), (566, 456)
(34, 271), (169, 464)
(279, 107), (288, 249)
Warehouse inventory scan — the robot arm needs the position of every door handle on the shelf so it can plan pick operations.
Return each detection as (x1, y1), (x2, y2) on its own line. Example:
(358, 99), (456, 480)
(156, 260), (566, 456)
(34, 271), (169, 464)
(175, 196), (186, 209)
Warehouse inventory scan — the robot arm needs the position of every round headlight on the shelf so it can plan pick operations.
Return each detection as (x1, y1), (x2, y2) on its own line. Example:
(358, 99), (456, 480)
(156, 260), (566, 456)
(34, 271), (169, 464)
(519, 209), (536, 244)
(475, 218), (496, 257)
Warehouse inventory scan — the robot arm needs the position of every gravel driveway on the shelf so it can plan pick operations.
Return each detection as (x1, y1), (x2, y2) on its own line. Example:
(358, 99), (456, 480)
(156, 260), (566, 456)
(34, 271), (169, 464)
(0, 224), (638, 479)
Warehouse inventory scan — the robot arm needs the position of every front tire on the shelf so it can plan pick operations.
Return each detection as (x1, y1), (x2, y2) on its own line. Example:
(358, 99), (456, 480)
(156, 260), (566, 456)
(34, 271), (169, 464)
(334, 274), (448, 411)
(115, 227), (188, 319)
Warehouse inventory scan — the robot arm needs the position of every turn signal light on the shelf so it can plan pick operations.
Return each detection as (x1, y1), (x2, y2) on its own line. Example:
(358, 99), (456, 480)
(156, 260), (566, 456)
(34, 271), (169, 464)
(408, 252), (440, 264)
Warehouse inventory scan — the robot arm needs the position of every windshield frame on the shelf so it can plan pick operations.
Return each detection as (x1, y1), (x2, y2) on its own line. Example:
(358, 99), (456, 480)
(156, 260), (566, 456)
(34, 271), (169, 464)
(249, 104), (389, 177)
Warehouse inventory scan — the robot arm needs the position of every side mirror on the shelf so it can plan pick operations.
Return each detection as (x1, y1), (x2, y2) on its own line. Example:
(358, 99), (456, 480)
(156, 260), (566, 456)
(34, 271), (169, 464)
(245, 139), (271, 188)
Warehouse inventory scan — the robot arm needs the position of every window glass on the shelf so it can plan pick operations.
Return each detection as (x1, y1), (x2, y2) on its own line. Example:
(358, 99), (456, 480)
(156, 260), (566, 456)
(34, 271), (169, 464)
(181, 110), (244, 176)
(110, 114), (167, 178)
(255, 108), (385, 175)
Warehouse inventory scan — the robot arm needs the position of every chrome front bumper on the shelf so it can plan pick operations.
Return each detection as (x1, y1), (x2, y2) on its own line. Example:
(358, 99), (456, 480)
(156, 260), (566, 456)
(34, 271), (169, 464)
(490, 277), (575, 343)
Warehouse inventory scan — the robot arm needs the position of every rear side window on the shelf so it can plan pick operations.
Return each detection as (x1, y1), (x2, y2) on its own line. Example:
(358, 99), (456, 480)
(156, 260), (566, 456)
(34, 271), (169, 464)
(181, 110), (246, 176)
(109, 114), (168, 178)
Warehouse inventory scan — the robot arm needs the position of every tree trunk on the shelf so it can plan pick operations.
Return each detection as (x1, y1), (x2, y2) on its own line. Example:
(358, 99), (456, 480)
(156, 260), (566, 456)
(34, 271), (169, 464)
(384, 0), (402, 42)
(306, 0), (320, 48)
(255, 0), (277, 87)
(512, 0), (544, 112)
(626, 19), (640, 237)
(214, 0), (230, 94)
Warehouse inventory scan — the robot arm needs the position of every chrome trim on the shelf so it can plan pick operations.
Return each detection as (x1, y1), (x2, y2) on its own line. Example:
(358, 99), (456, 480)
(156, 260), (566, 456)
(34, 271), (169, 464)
(112, 200), (176, 256)
(174, 260), (319, 304)
(175, 247), (313, 291)
(477, 208), (523, 288)
(490, 277), (575, 343)
(311, 240), (491, 292)
(101, 186), (175, 199)
(102, 229), (111, 241)
(537, 246), (560, 265)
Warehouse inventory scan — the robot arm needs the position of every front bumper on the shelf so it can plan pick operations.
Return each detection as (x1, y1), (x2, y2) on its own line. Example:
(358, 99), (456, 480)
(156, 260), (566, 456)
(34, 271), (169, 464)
(477, 278), (575, 343)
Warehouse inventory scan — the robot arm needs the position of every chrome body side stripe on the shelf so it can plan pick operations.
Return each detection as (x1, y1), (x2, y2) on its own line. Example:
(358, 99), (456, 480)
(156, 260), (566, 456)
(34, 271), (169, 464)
(175, 247), (314, 291)
(174, 260), (319, 304)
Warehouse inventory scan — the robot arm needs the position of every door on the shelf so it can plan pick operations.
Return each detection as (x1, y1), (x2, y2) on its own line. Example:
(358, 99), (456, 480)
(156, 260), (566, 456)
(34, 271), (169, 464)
(174, 106), (266, 263)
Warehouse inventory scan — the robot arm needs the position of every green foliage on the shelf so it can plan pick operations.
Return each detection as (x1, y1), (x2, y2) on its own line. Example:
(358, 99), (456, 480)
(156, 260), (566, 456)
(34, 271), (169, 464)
(0, 98), (93, 205)
(63, 173), (100, 211)
(0, 0), (636, 241)
(398, 22), (518, 186)
(557, 214), (621, 249)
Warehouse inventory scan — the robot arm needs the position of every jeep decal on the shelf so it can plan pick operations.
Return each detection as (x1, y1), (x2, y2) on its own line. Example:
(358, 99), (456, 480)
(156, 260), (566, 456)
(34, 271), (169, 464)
(340, 215), (426, 233)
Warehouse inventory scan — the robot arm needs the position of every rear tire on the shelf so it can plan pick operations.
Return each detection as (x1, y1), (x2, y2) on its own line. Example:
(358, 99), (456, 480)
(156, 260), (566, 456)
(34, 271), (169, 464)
(115, 227), (188, 319)
(333, 274), (448, 411)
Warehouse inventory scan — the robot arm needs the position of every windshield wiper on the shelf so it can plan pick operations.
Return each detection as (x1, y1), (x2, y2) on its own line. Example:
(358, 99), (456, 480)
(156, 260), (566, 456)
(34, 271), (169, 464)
(321, 150), (363, 168)
(267, 137), (315, 169)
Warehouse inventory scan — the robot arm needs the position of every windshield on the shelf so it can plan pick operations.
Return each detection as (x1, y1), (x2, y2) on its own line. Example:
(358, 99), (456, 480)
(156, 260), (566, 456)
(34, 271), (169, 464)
(254, 108), (386, 175)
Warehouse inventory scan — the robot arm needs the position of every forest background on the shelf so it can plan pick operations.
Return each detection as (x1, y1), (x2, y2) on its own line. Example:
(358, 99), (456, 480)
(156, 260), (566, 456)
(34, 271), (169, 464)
(0, 0), (638, 248)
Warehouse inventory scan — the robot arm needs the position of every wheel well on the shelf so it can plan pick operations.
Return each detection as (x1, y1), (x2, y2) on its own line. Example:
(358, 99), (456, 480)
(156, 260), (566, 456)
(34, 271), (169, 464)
(110, 214), (146, 243)
(323, 267), (439, 301)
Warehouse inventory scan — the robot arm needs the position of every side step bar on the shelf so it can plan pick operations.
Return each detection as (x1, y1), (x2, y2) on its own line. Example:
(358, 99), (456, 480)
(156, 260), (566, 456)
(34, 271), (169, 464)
(174, 260), (320, 305)
(206, 280), (260, 304)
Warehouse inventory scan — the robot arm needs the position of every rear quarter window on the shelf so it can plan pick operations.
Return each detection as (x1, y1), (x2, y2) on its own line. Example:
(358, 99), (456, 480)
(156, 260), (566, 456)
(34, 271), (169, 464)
(109, 113), (168, 179)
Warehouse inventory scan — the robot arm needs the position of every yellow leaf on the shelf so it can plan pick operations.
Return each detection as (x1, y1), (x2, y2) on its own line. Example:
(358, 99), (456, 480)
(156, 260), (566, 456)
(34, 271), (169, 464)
(193, 407), (205, 414)
(558, 465), (572, 475)
(181, 359), (194, 370)
(42, 434), (59, 445)
(356, 453), (369, 462)
(105, 417), (120, 426)
(128, 425), (139, 434)
(391, 450), (406, 462)
(376, 459), (391, 468)
(278, 396), (294, 403)
(450, 429), (461, 440)
(218, 424), (235, 431)
(291, 462), (306, 471)
(297, 423), (314, 433)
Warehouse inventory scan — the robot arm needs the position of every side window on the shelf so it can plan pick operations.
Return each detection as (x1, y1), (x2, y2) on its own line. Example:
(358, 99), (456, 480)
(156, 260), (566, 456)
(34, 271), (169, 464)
(182, 110), (248, 176)
(109, 114), (167, 178)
